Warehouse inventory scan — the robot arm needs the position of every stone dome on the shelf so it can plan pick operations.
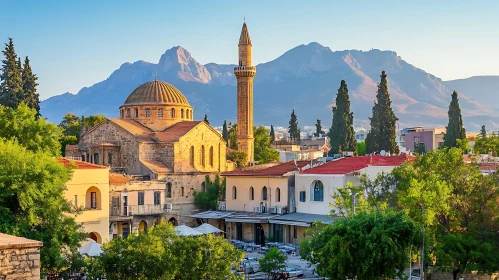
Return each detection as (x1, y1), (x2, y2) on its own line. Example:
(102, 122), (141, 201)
(123, 80), (190, 106)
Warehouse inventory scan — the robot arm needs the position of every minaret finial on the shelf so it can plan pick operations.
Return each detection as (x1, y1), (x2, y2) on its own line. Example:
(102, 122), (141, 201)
(154, 72), (157, 80)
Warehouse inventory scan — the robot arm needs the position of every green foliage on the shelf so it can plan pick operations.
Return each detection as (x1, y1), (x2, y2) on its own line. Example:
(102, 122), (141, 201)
(366, 71), (399, 154)
(254, 126), (279, 163)
(259, 247), (287, 278)
(21, 56), (40, 117)
(480, 125), (487, 139)
(227, 150), (247, 168)
(301, 211), (418, 280)
(228, 123), (238, 150)
(314, 119), (324, 137)
(356, 141), (366, 156)
(60, 135), (78, 156)
(0, 38), (23, 108)
(270, 124), (275, 142)
(82, 114), (106, 128)
(59, 113), (82, 138)
(288, 109), (300, 142)
(95, 223), (243, 280)
(193, 174), (226, 210)
(0, 103), (62, 156)
(0, 138), (85, 274)
(443, 91), (466, 148)
(222, 120), (228, 144)
(473, 135), (499, 156)
(204, 114), (209, 124)
(329, 80), (357, 155)
(414, 142), (426, 154)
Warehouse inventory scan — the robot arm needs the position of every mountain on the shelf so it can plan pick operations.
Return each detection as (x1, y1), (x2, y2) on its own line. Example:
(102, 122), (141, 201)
(41, 43), (499, 131)
(445, 76), (499, 108)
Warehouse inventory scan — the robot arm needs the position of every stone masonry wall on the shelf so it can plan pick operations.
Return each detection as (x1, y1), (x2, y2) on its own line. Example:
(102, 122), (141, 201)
(0, 247), (40, 280)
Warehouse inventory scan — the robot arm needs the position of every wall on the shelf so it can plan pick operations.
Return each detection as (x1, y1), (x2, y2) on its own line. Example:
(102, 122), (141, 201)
(0, 235), (42, 280)
(119, 104), (193, 131)
(403, 130), (435, 152)
(64, 167), (110, 244)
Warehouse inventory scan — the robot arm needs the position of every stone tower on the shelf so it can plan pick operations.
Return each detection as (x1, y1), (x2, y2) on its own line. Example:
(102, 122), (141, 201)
(235, 22), (256, 163)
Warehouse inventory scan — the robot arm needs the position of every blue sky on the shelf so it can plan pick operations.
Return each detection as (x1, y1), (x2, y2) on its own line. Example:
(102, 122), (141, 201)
(2, 0), (499, 100)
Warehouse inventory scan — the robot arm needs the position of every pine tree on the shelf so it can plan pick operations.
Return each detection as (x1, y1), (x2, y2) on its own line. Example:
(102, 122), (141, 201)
(270, 125), (275, 142)
(288, 109), (300, 143)
(203, 114), (209, 125)
(329, 80), (357, 155)
(21, 56), (40, 118)
(443, 91), (466, 148)
(222, 120), (228, 144)
(314, 119), (325, 137)
(366, 71), (399, 154)
(0, 38), (23, 108)
(480, 125), (487, 139)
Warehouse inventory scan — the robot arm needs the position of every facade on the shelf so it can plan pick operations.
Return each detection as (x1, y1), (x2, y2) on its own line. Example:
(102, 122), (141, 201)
(401, 127), (445, 153)
(235, 22), (256, 163)
(0, 234), (42, 280)
(59, 158), (110, 243)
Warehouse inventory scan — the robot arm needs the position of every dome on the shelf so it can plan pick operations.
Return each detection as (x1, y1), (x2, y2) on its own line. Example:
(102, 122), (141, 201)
(123, 80), (190, 106)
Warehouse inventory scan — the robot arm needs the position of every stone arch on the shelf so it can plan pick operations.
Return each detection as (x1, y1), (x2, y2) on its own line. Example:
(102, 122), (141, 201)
(262, 186), (268, 201)
(311, 180), (324, 202)
(249, 186), (254, 200)
(85, 186), (101, 210)
(138, 220), (148, 232)
(168, 217), (177, 226)
(276, 187), (281, 202)
(89, 232), (102, 244)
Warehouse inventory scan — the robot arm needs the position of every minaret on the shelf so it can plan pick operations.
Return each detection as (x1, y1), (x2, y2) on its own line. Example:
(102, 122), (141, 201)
(235, 22), (256, 163)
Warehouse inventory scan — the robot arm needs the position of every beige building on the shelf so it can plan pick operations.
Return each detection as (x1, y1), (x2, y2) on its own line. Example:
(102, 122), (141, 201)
(59, 158), (110, 244)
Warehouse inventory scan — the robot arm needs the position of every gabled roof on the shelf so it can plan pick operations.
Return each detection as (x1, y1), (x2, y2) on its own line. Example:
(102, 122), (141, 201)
(58, 158), (108, 169)
(222, 160), (310, 177)
(140, 159), (170, 174)
(154, 121), (202, 142)
(302, 154), (414, 175)
(109, 173), (131, 184)
(108, 118), (153, 141)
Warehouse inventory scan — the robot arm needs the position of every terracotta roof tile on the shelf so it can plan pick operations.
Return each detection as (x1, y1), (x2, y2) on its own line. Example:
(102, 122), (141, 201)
(109, 118), (153, 141)
(109, 173), (131, 184)
(302, 154), (414, 175)
(154, 121), (202, 142)
(140, 159), (170, 174)
(58, 158), (108, 169)
(222, 160), (310, 177)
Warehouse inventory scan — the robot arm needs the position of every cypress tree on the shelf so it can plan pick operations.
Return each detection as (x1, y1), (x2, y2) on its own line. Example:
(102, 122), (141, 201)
(366, 71), (399, 154)
(222, 120), (228, 144)
(270, 125), (275, 142)
(329, 80), (357, 155)
(288, 109), (300, 143)
(21, 56), (40, 118)
(443, 91), (466, 148)
(480, 125), (487, 139)
(314, 119), (325, 137)
(0, 38), (23, 108)
(203, 114), (209, 125)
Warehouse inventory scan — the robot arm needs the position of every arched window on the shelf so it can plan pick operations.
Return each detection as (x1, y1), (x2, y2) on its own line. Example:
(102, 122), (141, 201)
(311, 180), (324, 202)
(170, 108), (175, 118)
(181, 109), (184, 118)
(166, 182), (172, 198)
(232, 186), (237, 200)
(120, 109), (123, 118)
(276, 187), (281, 202)
(145, 108), (150, 117)
(85, 186), (101, 210)
(189, 146), (195, 167)
(201, 145), (205, 167)
(158, 109), (163, 117)
(126, 108), (131, 118)
(249, 187), (254, 200)
(187, 109), (191, 119)
(209, 146), (214, 167)
(262, 186), (268, 201)
(135, 108), (139, 118)
(201, 182), (206, 192)
(181, 187), (184, 197)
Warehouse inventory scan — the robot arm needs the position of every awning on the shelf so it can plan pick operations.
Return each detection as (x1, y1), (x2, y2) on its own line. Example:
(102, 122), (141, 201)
(268, 212), (333, 227)
(268, 220), (310, 227)
(189, 211), (233, 219)
(225, 218), (266, 224)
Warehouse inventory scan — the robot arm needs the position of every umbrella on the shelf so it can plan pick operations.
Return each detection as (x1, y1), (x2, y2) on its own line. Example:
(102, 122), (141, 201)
(78, 239), (103, 257)
(174, 225), (203, 236)
(194, 223), (223, 234)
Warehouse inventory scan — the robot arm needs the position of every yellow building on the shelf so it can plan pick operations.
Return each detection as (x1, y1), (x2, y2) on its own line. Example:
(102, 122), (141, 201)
(59, 158), (110, 244)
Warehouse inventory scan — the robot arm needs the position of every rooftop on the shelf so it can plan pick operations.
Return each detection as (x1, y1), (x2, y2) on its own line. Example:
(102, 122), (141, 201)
(302, 154), (414, 175)
(222, 160), (310, 177)
(109, 173), (132, 184)
(58, 158), (108, 169)
(0, 233), (42, 250)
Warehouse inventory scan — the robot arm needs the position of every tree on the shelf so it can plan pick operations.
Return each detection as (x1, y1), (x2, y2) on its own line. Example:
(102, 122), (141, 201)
(204, 114), (209, 124)
(83, 114), (106, 129)
(314, 119), (324, 137)
(59, 135), (78, 156)
(0, 138), (86, 275)
(366, 71), (399, 154)
(329, 80), (357, 155)
(270, 124), (275, 142)
(222, 120), (228, 144)
(254, 126), (279, 163)
(414, 142), (426, 154)
(480, 125), (487, 139)
(193, 174), (226, 210)
(443, 91), (466, 148)
(0, 38), (23, 108)
(259, 247), (287, 279)
(228, 123), (238, 150)
(21, 56), (40, 117)
(301, 211), (418, 280)
(288, 109), (300, 143)
(0, 103), (62, 156)
(357, 141), (366, 156)
(59, 113), (82, 138)
(473, 135), (499, 156)
(227, 150), (247, 168)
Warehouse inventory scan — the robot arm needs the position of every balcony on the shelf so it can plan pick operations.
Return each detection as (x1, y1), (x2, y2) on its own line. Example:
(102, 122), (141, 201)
(234, 66), (256, 77)
(110, 204), (164, 216)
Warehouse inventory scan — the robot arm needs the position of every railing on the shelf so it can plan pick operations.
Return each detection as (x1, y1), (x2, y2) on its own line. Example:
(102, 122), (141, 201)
(65, 156), (82, 161)
(110, 204), (164, 216)
(234, 66), (256, 72)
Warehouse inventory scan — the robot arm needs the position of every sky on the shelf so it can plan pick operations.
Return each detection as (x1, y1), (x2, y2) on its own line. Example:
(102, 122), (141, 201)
(2, 0), (499, 100)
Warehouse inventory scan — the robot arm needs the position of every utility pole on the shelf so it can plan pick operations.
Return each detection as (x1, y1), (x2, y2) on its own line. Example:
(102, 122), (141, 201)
(421, 204), (425, 280)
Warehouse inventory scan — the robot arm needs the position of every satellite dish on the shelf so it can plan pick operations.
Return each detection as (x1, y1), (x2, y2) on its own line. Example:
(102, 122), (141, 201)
(380, 150), (386, 156)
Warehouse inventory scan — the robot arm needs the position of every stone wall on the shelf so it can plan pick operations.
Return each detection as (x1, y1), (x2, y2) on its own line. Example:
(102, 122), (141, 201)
(0, 234), (42, 280)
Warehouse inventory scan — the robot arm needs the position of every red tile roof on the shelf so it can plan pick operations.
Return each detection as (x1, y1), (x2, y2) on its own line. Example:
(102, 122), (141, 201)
(222, 160), (310, 177)
(109, 173), (131, 184)
(154, 121), (202, 142)
(58, 158), (108, 169)
(302, 154), (414, 175)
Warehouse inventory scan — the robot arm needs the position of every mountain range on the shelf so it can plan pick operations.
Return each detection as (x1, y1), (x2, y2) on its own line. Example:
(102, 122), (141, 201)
(40, 42), (499, 131)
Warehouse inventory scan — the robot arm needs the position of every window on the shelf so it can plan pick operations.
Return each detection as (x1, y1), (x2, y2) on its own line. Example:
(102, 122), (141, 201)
(181, 187), (184, 196)
(138, 192), (144, 205)
(170, 108), (175, 118)
(262, 186), (268, 201)
(74, 195), (78, 207)
(201, 182), (206, 192)
(166, 183), (172, 198)
(249, 187), (254, 200)
(276, 187), (281, 202)
(181, 109), (184, 118)
(232, 186), (237, 200)
(108, 153), (112, 166)
(93, 153), (99, 165)
(120, 109), (123, 118)
(135, 108), (139, 118)
(145, 108), (150, 117)
(158, 109), (163, 117)
(299, 191), (306, 202)
(414, 136), (421, 144)
(154, 191), (160, 205)
(293, 225), (297, 239)
(187, 110), (190, 119)
(312, 180), (324, 202)
(91, 192), (97, 209)
(209, 146), (214, 167)
(127, 108), (131, 118)
(189, 146), (195, 167)
(201, 145), (205, 167)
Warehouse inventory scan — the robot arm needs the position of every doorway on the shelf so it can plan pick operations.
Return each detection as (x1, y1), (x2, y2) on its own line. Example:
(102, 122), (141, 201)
(254, 223), (265, 245)
(236, 223), (243, 241)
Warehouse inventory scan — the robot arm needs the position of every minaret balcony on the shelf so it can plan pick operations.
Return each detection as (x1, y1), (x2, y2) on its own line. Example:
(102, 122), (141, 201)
(234, 66), (256, 77)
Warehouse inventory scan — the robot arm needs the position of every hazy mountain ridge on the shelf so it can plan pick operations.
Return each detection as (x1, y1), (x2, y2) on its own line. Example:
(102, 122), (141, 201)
(41, 43), (499, 130)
